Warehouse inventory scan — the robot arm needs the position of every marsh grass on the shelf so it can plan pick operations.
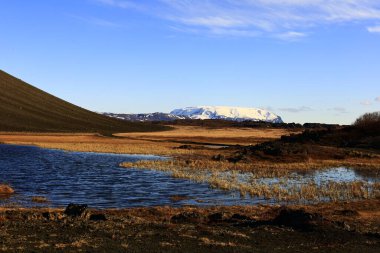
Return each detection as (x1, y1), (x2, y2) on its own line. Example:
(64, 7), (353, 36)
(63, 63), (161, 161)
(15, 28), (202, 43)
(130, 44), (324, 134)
(10, 141), (196, 156)
(120, 159), (380, 203)
(31, 196), (48, 203)
(2, 131), (379, 204)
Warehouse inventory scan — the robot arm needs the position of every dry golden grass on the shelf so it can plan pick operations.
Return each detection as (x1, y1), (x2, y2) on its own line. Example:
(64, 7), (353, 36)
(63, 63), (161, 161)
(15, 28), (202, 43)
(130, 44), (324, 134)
(199, 237), (238, 247)
(0, 126), (294, 156)
(31, 196), (48, 203)
(116, 126), (299, 145)
(121, 159), (380, 175)
(0, 132), (194, 156)
(1, 128), (378, 171)
(0, 184), (15, 194)
(121, 159), (380, 202)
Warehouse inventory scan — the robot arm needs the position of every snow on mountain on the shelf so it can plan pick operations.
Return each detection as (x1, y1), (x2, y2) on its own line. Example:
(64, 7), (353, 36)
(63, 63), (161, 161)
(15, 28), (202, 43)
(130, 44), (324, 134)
(170, 106), (283, 123)
(103, 106), (283, 123)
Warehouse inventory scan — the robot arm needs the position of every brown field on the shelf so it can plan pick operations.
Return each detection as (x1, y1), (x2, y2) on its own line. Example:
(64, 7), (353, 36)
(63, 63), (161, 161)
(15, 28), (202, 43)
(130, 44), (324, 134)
(116, 126), (299, 145)
(1, 126), (378, 167)
(0, 126), (299, 156)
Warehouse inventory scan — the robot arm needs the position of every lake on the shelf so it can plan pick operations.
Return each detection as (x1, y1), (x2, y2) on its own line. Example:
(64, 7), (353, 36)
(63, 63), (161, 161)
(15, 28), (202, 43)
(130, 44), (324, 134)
(1, 144), (378, 208)
(0, 144), (256, 208)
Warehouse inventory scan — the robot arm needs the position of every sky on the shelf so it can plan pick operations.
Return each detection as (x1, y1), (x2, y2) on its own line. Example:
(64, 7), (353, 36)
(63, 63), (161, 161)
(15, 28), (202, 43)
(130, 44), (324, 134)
(1, 0), (379, 124)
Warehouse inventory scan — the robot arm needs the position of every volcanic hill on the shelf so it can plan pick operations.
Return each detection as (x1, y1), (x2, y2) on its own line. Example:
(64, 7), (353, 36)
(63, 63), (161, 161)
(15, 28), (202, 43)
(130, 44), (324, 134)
(0, 70), (167, 133)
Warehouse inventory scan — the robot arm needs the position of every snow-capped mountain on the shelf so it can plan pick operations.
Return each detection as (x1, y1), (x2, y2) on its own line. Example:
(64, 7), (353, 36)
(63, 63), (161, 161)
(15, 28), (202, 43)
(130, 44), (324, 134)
(170, 106), (283, 123)
(103, 106), (283, 123)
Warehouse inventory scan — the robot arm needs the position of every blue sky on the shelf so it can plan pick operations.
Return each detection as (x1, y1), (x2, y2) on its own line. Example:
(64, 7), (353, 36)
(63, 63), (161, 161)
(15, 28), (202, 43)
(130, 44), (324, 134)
(1, 0), (379, 124)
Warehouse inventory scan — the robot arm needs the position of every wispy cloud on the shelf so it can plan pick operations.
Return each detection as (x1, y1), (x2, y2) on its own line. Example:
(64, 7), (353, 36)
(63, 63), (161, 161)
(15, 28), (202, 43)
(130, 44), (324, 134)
(367, 25), (380, 33)
(375, 96), (380, 102)
(360, 100), (372, 106)
(329, 107), (349, 114)
(278, 106), (313, 113)
(94, 0), (142, 10)
(70, 15), (121, 28)
(93, 0), (380, 38)
(275, 31), (308, 40)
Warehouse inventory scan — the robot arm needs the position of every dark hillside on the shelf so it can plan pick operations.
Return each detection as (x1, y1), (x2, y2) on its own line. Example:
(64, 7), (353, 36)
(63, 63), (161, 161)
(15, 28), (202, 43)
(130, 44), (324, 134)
(226, 112), (380, 163)
(0, 70), (168, 133)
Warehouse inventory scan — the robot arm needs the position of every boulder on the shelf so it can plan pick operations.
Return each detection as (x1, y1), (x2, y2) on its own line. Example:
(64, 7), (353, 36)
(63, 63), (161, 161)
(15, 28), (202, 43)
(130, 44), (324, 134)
(273, 207), (323, 230)
(89, 213), (107, 221)
(208, 212), (230, 223)
(171, 212), (202, 223)
(64, 204), (89, 219)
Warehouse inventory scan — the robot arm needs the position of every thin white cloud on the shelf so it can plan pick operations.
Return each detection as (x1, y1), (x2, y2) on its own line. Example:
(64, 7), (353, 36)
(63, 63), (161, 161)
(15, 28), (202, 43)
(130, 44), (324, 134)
(278, 106), (313, 113)
(276, 31), (307, 40)
(95, 0), (141, 10)
(367, 25), (380, 33)
(70, 15), (121, 27)
(360, 100), (372, 106)
(329, 107), (349, 114)
(375, 96), (380, 102)
(93, 0), (380, 37)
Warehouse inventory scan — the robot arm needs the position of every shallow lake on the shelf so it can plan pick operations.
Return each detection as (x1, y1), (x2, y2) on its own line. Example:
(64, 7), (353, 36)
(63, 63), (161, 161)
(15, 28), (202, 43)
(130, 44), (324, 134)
(0, 144), (378, 208)
(0, 144), (259, 208)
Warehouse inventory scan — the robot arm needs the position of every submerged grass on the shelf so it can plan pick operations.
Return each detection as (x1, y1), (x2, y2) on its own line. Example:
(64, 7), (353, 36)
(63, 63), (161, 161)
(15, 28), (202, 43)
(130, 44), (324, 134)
(120, 159), (380, 203)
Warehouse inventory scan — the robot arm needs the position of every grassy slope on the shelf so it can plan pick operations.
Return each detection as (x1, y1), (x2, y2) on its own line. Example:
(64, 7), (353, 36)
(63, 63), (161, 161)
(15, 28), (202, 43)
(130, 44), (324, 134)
(0, 70), (168, 133)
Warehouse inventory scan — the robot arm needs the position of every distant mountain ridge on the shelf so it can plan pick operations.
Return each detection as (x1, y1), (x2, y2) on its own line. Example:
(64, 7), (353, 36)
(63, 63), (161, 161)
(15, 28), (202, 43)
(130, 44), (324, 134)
(171, 106), (283, 123)
(104, 106), (283, 123)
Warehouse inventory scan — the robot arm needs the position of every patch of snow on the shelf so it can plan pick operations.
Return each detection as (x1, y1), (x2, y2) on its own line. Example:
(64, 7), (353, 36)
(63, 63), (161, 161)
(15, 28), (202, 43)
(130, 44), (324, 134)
(170, 106), (283, 123)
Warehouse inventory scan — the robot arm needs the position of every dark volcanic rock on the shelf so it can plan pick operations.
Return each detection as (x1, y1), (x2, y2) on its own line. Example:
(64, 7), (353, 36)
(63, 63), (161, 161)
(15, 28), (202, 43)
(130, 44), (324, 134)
(208, 212), (230, 223)
(89, 213), (107, 221)
(229, 214), (252, 222)
(171, 212), (203, 223)
(64, 204), (89, 218)
(273, 208), (323, 231)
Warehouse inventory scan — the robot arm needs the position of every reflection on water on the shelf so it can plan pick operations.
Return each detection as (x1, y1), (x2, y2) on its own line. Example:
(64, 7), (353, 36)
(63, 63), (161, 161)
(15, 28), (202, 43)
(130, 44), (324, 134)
(218, 167), (379, 186)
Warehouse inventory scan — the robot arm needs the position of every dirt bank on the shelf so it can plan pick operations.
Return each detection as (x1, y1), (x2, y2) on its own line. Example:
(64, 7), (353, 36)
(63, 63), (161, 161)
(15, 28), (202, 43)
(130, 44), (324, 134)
(1, 200), (379, 252)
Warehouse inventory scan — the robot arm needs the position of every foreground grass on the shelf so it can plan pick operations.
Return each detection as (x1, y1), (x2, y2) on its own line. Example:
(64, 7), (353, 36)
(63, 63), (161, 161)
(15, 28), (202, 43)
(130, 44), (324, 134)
(1, 199), (380, 252)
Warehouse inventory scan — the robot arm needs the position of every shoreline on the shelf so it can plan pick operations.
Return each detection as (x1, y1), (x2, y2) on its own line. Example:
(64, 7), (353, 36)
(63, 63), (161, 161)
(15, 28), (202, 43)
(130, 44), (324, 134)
(1, 135), (379, 169)
(1, 199), (379, 252)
